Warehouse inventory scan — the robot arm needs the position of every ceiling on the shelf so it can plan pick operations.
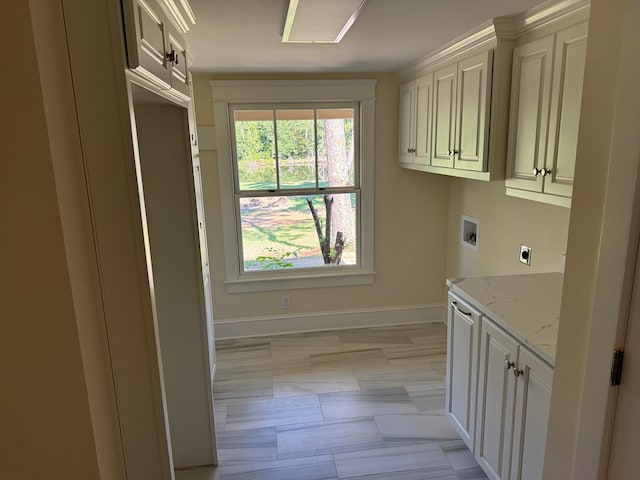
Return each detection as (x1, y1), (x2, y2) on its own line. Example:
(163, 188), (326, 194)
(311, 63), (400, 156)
(186, 0), (548, 73)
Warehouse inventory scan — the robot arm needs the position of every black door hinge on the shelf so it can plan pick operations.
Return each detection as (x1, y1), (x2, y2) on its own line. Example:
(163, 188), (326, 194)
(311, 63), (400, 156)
(610, 349), (625, 386)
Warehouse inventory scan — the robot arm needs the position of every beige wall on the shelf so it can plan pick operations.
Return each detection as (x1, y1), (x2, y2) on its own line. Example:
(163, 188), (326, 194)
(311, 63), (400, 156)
(446, 179), (571, 278)
(0, 2), (101, 478)
(192, 73), (451, 320)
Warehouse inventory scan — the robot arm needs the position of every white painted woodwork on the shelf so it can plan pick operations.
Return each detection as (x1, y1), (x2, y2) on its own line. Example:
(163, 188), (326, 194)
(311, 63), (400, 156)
(414, 74), (434, 165)
(398, 81), (415, 164)
(454, 51), (491, 172)
(506, 20), (588, 207)
(544, 23), (588, 198)
(475, 317), (519, 480)
(127, 0), (171, 88)
(133, 97), (217, 468)
(398, 75), (433, 166)
(432, 63), (457, 168)
(167, 21), (190, 97)
(606, 232), (640, 478)
(505, 36), (554, 193)
(510, 345), (553, 480)
(122, 0), (191, 97)
(445, 293), (480, 450)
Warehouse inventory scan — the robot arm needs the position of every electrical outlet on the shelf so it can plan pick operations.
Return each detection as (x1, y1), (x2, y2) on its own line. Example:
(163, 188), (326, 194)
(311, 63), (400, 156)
(281, 295), (291, 309)
(520, 245), (532, 266)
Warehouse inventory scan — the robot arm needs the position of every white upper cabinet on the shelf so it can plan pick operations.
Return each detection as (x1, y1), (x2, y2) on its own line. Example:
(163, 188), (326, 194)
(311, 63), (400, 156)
(544, 22), (588, 198)
(506, 20), (588, 207)
(414, 75), (434, 164)
(455, 51), (492, 172)
(398, 74), (433, 166)
(398, 20), (514, 181)
(432, 64), (457, 169)
(122, 0), (194, 98)
(398, 81), (416, 165)
(505, 36), (554, 194)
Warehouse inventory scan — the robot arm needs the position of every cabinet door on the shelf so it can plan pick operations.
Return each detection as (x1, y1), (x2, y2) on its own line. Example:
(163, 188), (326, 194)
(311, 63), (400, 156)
(475, 318), (519, 480)
(543, 23), (588, 198)
(505, 36), (554, 192)
(125, 0), (171, 88)
(510, 346), (553, 480)
(167, 22), (190, 97)
(398, 81), (415, 164)
(454, 51), (492, 171)
(432, 64), (457, 168)
(445, 293), (480, 450)
(414, 74), (434, 165)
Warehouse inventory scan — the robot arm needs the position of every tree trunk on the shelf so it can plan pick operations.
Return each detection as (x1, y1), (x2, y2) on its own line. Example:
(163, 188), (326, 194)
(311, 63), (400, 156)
(325, 119), (355, 246)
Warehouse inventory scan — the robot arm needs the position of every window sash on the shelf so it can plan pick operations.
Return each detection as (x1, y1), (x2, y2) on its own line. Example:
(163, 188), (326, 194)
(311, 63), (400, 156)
(234, 189), (362, 276)
(229, 102), (360, 194)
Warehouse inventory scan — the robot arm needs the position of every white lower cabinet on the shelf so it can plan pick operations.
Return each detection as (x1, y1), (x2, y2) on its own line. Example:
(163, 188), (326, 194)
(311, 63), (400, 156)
(475, 317), (519, 479)
(445, 293), (481, 449)
(446, 296), (553, 480)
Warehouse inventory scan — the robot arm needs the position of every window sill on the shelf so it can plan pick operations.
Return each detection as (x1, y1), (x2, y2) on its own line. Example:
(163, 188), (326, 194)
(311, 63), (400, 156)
(224, 270), (376, 293)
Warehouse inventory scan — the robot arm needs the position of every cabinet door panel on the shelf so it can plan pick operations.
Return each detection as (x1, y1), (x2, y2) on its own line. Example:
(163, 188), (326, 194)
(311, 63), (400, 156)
(398, 82), (415, 164)
(475, 318), (519, 480)
(445, 294), (480, 450)
(510, 346), (553, 480)
(544, 23), (588, 197)
(505, 36), (554, 192)
(455, 51), (492, 171)
(167, 22), (190, 97)
(130, 0), (171, 88)
(414, 74), (434, 165)
(432, 64), (457, 168)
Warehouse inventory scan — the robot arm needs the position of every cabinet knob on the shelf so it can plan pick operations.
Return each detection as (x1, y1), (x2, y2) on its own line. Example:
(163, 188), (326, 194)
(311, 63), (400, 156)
(533, 167), (542, 176)
(541, 168), (552, 177)
(505, 359), (515, 370)
(448, 149), (459, 156)
(513, 367), (524, 377)
(407, 147), (412, 154)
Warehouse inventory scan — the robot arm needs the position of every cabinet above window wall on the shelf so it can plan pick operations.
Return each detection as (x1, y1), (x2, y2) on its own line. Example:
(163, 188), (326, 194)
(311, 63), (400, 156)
(398, 0), (590, 190)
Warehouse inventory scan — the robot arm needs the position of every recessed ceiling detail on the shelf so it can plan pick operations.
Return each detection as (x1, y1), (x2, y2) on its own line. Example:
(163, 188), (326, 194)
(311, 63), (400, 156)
(282, 0), (368, 43)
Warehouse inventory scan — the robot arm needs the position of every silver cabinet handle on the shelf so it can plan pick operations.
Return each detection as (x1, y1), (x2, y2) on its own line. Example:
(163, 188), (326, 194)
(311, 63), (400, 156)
(533, 167), (542, 176)
(505, 359), (515, 370)
(451, 301), (472, 316)
(513, 367), (524, 377)
(541, 168), (552, 177)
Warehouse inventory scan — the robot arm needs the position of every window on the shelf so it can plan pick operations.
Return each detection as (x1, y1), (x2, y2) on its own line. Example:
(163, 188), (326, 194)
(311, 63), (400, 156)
(211, 80), (376, 292)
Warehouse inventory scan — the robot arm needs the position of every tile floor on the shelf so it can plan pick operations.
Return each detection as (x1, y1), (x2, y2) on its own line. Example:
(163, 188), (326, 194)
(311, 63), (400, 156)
(175, 322), (487, 480)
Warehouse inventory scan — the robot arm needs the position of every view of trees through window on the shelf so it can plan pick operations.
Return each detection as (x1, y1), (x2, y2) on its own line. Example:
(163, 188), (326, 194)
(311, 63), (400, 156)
(232, 106), (358, 271)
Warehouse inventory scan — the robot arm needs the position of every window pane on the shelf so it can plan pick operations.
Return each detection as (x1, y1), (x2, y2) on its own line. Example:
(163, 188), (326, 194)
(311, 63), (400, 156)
(317, 108), (355, 188)
(234, 110), (276, 190)
(276, 110), (316, 189)
(240, 193), (357, 271)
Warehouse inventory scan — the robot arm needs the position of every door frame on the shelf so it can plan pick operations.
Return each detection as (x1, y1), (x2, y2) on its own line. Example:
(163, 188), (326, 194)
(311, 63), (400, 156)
(548, 0), (640, 477)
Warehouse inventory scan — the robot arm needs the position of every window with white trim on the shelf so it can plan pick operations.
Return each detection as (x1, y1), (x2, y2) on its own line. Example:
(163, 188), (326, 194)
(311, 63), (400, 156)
(211, 80), (376, 293)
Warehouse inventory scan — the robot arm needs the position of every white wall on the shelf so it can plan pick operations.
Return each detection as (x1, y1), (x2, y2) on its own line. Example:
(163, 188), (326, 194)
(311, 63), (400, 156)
(446, 179), (571, 277)
(193, 73), (451, 326)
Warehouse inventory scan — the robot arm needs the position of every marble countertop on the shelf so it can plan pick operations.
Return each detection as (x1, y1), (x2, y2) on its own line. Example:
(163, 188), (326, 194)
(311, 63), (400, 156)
(446, 272), (563, 366)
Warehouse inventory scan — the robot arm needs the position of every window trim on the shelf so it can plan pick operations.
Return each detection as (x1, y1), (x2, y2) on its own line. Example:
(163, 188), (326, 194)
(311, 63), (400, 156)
(211, 80), (377, 293)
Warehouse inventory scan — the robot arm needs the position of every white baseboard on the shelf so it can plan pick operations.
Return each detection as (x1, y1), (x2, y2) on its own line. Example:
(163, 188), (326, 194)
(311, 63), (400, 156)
(214, 304), (445, 339)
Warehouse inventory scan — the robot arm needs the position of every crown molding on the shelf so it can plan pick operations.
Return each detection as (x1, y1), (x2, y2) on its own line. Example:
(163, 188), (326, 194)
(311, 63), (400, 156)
(401, 0), (589, 78)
